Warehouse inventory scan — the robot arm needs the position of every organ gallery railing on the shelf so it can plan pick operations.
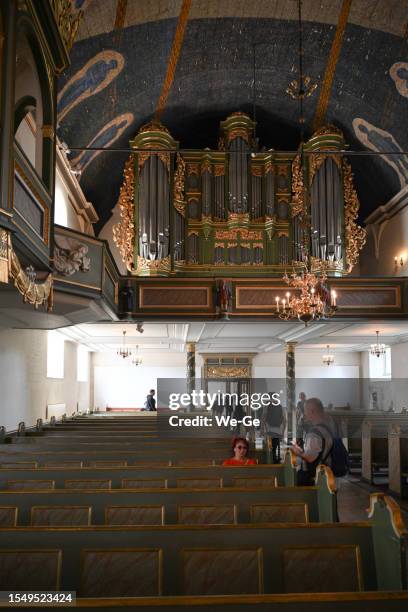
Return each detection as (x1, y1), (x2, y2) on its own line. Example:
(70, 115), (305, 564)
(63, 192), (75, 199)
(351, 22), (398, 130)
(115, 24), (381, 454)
(113, 112), (365, 277)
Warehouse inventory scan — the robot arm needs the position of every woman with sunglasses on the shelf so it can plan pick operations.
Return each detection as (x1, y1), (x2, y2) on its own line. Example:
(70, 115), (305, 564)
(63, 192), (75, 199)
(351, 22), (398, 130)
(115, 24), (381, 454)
(222, 436), (256, 466)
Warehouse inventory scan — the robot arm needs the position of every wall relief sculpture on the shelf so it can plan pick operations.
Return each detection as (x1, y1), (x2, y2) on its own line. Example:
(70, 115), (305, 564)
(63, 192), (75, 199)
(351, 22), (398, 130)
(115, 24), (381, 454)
(54, 236), (91, 276)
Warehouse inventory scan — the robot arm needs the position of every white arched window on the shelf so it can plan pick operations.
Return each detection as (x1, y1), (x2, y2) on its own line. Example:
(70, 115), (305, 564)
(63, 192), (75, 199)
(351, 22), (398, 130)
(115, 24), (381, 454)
(14, 31), (44, 176)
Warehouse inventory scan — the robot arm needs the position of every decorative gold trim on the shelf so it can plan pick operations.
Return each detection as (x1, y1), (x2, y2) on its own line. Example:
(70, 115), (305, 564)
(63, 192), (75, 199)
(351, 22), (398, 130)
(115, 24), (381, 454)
(309, 151), (342, 185)
(154, 0), (191, 121)
(113, 0), (128, 30)
(215, 229), (262, 241)
(313, 0), (352, 130)
(343, 159), (366, 273)
(251, 165), (263, 177)
(207, 366), (250, 379)
(136, 255), (171, 277)
(8, 236), (53, 311)
(0, 229), (9, 283)
(291, 152), (305, 218)
(49, 0), (83, 52)
(41, 125), (55, 139)
(214, 164), (225, 177)
(187, 163), (200, 176)
(138, 122), (171, 136)
(112, 155), (135, 272)
(173, 153), (186, 216)
(201, 158), (212, 174)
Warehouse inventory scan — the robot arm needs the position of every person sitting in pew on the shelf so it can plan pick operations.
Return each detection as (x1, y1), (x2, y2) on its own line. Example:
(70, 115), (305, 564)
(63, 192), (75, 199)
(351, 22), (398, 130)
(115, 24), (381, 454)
(222, 437), (257, 466)
(291, 397), (334, 486)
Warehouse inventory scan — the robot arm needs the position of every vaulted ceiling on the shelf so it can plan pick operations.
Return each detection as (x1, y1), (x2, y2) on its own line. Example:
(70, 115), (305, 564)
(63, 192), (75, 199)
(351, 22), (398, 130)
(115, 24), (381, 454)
(59, 0), (408, 232)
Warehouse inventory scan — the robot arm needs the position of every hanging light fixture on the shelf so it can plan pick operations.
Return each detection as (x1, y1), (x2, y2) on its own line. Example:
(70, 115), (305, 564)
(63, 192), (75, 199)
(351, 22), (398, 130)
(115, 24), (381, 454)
(132, 345), (142, 367)
(370, 331), (386, 358)
(322, 345), (334, 366)
(276, 269), (337, 325)
(276, 0), (336, 326)
(117, 330), (132, 359)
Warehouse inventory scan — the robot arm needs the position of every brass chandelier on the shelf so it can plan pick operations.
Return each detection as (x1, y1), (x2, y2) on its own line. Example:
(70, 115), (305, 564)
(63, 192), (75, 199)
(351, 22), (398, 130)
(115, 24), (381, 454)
(132, 345), (142, 367)
(370, 331), (386, 358)
(276, 265), (337, 325)
(117, 330), (132, 359)
(322, 345), (335, 366)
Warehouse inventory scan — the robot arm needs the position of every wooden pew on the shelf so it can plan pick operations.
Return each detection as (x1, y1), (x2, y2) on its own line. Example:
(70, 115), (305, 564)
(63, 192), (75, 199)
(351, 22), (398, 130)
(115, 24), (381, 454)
(0, 461), (295, 489)
(361, 419), (389, 484)
(388, 425), (408, 498)
(0, 467), (336, 525)
(0, 450), (267, 466)
(0, 494), (405, 595)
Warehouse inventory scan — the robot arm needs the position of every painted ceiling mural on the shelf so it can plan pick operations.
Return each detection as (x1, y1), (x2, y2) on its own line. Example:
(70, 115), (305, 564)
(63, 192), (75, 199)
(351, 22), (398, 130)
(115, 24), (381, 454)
(59, 0), (408, 233)
(390, 62), (408, 98)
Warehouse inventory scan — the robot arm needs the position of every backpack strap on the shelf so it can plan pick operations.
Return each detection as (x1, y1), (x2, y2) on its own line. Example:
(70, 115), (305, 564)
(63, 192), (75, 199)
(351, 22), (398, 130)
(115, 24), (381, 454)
(310, 425), (332, 464)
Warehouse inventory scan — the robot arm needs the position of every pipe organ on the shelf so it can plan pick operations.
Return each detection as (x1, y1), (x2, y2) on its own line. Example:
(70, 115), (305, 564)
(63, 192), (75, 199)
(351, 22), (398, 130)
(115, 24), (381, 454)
(113, 113), (365, 276)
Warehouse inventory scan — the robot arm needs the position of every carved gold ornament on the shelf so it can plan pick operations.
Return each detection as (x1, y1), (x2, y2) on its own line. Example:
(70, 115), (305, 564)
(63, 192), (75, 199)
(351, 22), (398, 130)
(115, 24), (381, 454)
(309, 152), (341, 185)
(201, 159), (212, 174)
(207, 366), (250, 379)
(113, 155), (135, 272)
(214, 164), (225, 177)
(291, 153), (305, 218)
(187, 163), (200, 175)
(215, 229), (262, 241)
(138, 121), (171, 135)
(250, 165), (263, 177)
(8, 239), (53, 310)
(343, 160), (366, 273)
(50, 0), (83, 52)
(173, 153), (186, 216)
(0, 229), (9, 284)
(136, 255), (171, 276)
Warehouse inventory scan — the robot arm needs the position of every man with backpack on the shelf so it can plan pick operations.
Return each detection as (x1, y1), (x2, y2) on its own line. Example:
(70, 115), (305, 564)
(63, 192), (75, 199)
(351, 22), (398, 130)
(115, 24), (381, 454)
(291, 397), (348, 486)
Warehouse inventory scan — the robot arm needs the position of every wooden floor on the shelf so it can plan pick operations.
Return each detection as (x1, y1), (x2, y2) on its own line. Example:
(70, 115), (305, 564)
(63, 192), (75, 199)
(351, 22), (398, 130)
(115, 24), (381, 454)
(338, 476), (408, 522)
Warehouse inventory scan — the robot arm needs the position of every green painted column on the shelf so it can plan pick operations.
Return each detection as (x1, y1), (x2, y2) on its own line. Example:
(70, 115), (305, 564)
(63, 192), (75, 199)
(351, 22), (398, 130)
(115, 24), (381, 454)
(286, 342), (297, 440)
(186, 342), (196, 412)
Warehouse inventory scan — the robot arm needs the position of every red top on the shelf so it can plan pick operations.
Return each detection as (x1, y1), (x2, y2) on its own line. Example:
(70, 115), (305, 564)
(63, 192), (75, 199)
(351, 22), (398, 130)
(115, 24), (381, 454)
(222, 457), (257, 466)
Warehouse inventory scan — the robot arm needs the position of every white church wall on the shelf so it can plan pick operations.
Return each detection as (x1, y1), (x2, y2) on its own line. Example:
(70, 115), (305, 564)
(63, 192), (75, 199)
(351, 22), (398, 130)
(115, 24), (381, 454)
(252, 350), (361, 409)
(92, 351), (190, 410)
(360, 186), (408, 276)
(0, 330), (90, 431)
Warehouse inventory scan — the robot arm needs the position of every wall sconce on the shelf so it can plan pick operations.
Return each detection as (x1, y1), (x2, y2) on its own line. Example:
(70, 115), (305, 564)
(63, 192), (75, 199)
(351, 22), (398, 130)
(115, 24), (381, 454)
(394, 254), (405, 268)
